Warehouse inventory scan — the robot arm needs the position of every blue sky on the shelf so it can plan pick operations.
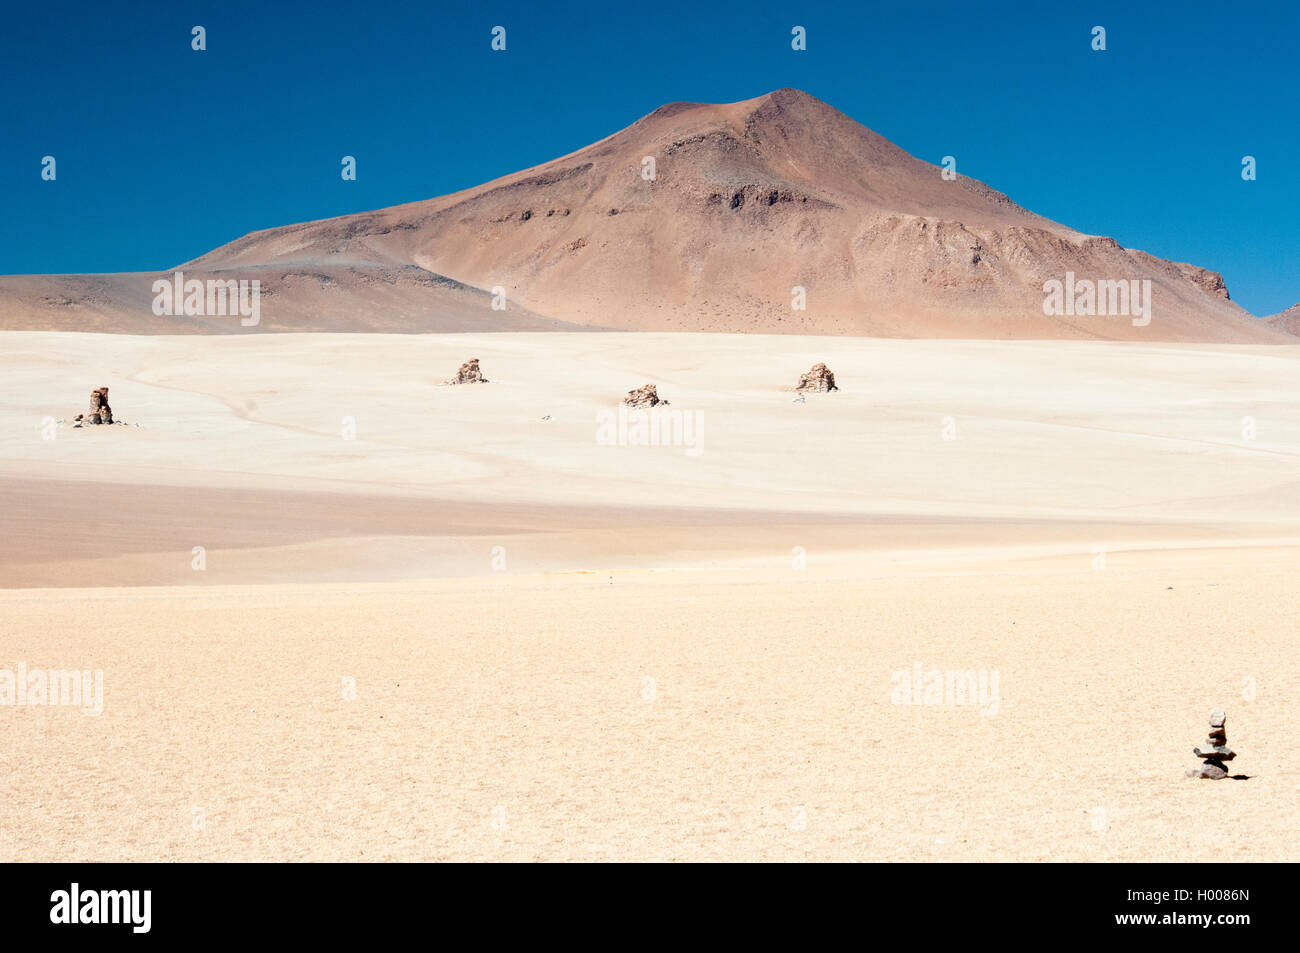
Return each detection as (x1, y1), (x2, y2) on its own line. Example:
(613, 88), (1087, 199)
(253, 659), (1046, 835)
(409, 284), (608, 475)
(3, 1), (1297, 315)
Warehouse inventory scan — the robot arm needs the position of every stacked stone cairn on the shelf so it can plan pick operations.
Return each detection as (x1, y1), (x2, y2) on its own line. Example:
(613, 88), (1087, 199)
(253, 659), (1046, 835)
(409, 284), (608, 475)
(1185, 708), (1235, 780)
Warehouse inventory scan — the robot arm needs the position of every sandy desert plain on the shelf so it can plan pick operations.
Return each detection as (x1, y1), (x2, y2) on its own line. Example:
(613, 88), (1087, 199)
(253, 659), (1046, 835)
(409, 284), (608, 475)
(2, 328), (1300, 861)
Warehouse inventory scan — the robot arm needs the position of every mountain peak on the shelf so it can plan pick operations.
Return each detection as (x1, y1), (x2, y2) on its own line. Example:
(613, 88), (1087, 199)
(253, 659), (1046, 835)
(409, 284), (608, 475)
(752, 87), (824, 107)
(638, 88), (833, 128)
(741, 87), (849, 129)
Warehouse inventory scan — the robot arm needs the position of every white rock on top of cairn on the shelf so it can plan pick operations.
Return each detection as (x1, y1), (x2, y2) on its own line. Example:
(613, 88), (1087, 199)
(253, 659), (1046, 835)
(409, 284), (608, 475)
(1185, 708), (1236, 780)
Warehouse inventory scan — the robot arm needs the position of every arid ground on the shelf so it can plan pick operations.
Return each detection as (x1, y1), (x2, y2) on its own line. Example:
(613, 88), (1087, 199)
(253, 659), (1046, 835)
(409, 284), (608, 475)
(2, 331), (1298, 860)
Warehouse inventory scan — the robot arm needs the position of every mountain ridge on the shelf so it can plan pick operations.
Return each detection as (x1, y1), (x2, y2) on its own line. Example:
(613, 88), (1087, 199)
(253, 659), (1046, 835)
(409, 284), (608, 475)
(1, 88), (1291, 341)
(1266, 302), (1300, 335)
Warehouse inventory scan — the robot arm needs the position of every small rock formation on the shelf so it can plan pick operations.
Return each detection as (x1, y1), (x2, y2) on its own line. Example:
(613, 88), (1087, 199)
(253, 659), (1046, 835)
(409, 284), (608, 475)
(75, 387), (113, 426)
(795, 363), (838, 393)
(444, 358), (487, 385)
(622, 384), (668, 408)
(1185, 708), (1236, 779)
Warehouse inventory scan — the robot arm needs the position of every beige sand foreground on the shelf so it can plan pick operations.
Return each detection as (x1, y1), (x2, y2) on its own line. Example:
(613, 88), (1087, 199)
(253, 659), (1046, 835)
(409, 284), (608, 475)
(1, 332), (1298, 860)
(3, 554), (1298, 862)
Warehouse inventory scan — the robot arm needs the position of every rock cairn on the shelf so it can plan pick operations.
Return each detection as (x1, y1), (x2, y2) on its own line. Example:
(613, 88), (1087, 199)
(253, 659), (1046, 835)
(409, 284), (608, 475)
(795, 363), (838, 393)
(75, 387), (113, 426)
(1185, 708), (1235, 779)
(622, 384), (668, 409)
(443, 358), (487, 385)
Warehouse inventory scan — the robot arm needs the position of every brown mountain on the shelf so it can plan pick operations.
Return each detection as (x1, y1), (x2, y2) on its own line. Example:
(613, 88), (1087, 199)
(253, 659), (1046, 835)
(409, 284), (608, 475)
(1, 88), (1291, 341)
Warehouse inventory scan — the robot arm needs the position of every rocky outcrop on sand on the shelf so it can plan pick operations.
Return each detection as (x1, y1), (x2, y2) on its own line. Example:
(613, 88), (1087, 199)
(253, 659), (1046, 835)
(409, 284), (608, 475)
(623, 384), (668, 408)
(443, 358), (487, 385)
(795, 363), (838, 393)
(74, 387), (115, 426)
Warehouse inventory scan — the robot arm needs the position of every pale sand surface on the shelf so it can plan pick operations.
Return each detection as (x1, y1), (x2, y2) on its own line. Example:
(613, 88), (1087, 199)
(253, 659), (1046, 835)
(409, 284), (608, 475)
(1, 331), (1298, 860)
(2, 554), (1297, 862)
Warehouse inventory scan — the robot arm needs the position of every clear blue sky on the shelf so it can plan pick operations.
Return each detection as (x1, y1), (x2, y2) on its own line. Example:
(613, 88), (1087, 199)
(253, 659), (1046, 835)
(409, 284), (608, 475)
(3, 1), (1297, 315)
